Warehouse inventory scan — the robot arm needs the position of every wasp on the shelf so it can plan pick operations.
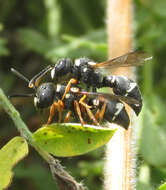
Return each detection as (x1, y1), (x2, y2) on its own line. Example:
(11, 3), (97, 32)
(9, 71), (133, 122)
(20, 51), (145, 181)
(41, 83), (133, 129)
(28, 51), (152, 116)
(9, 68), (139, 129)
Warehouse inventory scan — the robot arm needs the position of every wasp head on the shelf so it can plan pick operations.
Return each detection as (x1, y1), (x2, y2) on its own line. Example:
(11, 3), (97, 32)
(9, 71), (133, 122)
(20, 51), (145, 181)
(34, 82), (55, 109)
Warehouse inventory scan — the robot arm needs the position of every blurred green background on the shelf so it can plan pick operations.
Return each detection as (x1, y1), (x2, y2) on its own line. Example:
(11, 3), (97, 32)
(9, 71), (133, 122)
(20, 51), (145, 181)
(0, 0), (166, 190)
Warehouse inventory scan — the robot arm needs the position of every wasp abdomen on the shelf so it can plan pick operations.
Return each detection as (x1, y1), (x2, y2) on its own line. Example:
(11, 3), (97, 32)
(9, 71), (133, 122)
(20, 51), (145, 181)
(103, 99), (130, 130)
(102, 75), (142, 115)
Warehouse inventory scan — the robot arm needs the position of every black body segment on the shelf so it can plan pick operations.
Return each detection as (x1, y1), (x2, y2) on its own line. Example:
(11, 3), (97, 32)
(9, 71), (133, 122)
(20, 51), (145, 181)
(51, 58), (73, 78)
(103, 100), (130, 130)
(102, 75), (142, 115)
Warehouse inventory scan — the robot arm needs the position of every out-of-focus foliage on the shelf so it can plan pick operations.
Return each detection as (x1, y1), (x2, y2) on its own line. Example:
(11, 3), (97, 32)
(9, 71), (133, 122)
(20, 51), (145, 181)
(135, 0), (166, 189)
(0, 24), (9, 57)
(0, 0), (166, 189)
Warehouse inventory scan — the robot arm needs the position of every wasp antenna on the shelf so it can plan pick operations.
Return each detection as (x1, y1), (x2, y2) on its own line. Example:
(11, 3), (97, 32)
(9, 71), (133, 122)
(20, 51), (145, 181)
(8, 93), (34, 99)
(11, 68), (30, 83)
(28, 65), (52, 88)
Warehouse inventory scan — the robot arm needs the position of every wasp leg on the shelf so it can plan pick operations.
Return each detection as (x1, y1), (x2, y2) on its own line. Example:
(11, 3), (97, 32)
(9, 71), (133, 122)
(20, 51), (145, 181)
(98, 99), (106, 123)
(74, 100), (85, 125)
(79, 96), (99, 126)
(47, 103), (55, 124)
(29, 65), (52, 88)
(85, 106), (100, 126)
(62, 78), (78, 100)
(54, 100), (64, 123)
(79, 95), (92, 109)
(64, 111), (71, 123)
(95, 109), (100, 120)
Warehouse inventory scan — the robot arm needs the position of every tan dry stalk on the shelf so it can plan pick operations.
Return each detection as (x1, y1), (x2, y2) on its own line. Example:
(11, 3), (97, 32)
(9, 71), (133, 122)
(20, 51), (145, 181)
(104, 0), (136, 190)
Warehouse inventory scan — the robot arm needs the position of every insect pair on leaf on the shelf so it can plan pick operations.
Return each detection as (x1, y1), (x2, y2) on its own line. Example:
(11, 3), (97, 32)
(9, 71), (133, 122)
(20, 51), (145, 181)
(9, 51), (152, 129)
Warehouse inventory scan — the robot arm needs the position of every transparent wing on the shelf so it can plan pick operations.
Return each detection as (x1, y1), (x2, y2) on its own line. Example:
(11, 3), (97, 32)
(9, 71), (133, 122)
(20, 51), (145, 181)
(93, 51), (152, 69)
(77, 91), (140, 105)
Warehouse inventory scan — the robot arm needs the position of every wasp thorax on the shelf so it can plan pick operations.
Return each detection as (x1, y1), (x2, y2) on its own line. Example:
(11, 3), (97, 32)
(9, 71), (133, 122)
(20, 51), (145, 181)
(34, 83), (55, 109)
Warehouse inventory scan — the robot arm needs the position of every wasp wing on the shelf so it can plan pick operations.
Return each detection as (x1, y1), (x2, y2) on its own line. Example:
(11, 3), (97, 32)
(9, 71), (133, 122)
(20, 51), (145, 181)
(77, 91), (140, 105)
(92, 51), (152, 69)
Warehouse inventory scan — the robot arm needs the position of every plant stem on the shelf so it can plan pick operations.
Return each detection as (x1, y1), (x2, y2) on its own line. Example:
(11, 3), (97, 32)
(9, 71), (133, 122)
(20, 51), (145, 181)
(105, 0), (136, 190)
(0, 88), (33, 142)
(0, 88), (84, 190)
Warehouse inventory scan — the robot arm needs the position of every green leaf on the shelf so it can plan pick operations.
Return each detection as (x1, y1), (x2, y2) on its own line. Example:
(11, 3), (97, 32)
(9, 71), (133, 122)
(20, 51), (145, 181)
(157, 182), (166, 190)
(138, 96), (166, 167)
(0, 137), (29, 190)
(33, 123), (116, 157)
